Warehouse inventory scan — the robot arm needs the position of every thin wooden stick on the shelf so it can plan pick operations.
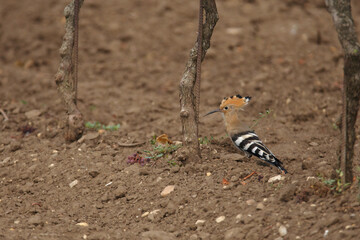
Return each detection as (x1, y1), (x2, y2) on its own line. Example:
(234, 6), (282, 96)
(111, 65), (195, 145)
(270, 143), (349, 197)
(118, 142), (146, 147)
(0, 109), (9, 121)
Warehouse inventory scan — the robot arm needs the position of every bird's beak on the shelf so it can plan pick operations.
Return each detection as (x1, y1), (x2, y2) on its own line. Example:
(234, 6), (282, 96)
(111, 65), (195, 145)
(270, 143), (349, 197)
(204, 109), (221, 117)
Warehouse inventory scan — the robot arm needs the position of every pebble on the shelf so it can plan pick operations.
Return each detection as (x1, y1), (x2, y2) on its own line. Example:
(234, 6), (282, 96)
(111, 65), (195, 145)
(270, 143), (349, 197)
(141, 231), (176, 240)
(268, 175), (285, 183)
(28, 215), (42, 226)
(226, 27), (243, 35)
(161, 185), (175, 197)
(206, 172), (211, 177)
(76, 222), (89, 227)
(141, 212), (149, 217)
(279, 185), (297, 202)
(1, 157), (10, 165)
(224, 228), (245, 240)
(189, 234), (199, 240)
(10, 142), (21, 152)
(235, 214), (243, 223)
(148, 209), (161, 221)
(170, 165), (180, 173)
(25, 109), (41, 119)
(114, 186), (127, 199)
(309, 142), (319, 146)
(195, 220), (206, 225)
(84, 132), (100, 140)
(69, 179), (79, 188)
(279, 225), (287, 236)
(246, 199), (256, 205)
(88, 170), (100, 178)
(216, 216), (225, 223)
(256, 202), (265, 210)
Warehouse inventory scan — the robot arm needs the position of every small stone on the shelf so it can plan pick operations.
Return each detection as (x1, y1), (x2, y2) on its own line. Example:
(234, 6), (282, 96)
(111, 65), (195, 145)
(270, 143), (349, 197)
(195, 220), (206, 225)
(48, 163), (55, 168)
(279, 185), (297, 202)
(309, 142), (319, 146)
(170, 165), (180, 173)
(114, 186), (127, 199)
(161, 185), (175, 197)
(69, 179), (79, 188)
(25, 109), (41, 119)
(139, 168), (150, 175)
(268, 175), (284, 183)
(141, 231), (176, 240)
(224, 228), (245, 240)
(84, 132), (100, 140)
(226, 27), (243, 35)
(206, 172), (212, 176)
(246, 199), (256, 205)
(89, 170), (100, 178)
(14, 220), (20, 224)
(76, 222), (89, 227)
(141, 212), (149, 218)
(1, 157), (10, 164)
(256, 202), (265, 210)
(279, 225), (287, 236)
(189, 234), (199, 240)
(216, 216), (225, 223)
(345, 224), (355, 230)
(10, 142), (21, 152)
(148, 209), (161, 221)
(28, 215), (43, 226)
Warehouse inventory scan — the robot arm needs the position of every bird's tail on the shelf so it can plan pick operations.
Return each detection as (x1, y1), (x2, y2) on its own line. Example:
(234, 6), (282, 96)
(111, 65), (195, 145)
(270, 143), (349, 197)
(272, 157), (288, 174)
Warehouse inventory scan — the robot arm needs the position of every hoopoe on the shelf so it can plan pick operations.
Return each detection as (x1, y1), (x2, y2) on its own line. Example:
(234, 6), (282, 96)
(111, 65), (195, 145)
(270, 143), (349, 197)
(205, 94), (288, 173)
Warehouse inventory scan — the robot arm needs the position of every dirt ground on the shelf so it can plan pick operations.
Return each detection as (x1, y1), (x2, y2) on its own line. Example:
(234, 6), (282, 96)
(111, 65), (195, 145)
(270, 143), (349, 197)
(1, 0), (360, 239)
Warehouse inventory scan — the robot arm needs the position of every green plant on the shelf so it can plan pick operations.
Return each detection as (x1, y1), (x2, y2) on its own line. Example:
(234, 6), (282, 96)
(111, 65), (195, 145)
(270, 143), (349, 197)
(144, 143), (181, 161)
(199, 136), (213, 145)
(85, 121), (120, 131)
(89, 105), (96, 111)
(250, 109), (272, 129)
(149, 135), (157, 145)
(20, 100), (28, 105)
(319, 169), (350, 193)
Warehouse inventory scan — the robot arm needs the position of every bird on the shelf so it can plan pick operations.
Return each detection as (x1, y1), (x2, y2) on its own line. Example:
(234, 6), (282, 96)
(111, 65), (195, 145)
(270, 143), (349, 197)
(205, 94), (287, 173)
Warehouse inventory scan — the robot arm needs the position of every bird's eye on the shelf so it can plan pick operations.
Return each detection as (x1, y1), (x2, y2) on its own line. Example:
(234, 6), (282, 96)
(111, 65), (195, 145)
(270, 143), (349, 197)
(224, 106), (229, 110)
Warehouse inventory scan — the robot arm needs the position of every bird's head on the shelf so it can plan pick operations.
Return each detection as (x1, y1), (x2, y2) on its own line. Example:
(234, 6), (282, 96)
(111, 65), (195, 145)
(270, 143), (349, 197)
(205, 94), (251, 117)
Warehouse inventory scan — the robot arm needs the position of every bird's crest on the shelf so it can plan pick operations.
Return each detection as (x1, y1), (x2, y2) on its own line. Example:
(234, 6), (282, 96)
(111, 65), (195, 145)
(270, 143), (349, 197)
(220, 94), (251, 109)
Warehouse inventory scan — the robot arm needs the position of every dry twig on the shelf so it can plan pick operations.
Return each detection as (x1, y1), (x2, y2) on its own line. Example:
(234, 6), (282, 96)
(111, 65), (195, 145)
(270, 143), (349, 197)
(0, 109), (9, 121)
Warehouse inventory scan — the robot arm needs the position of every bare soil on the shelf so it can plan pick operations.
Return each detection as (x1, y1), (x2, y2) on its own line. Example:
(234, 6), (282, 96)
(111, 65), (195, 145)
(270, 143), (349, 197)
(1, 0), (360, 239)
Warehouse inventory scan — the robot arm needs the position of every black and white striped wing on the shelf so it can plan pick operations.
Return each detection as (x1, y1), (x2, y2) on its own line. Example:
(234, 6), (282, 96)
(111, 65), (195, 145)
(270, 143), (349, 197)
(231, 131), (287, 173)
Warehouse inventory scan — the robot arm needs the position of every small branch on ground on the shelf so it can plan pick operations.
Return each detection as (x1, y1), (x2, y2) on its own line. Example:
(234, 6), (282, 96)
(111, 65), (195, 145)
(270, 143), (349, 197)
(326, 0), (360, 183)
(0, 109), (9, 121)
(118, 142), (146, 147)
(179, 0), (219, 160)
(54, 0), (84, 142)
